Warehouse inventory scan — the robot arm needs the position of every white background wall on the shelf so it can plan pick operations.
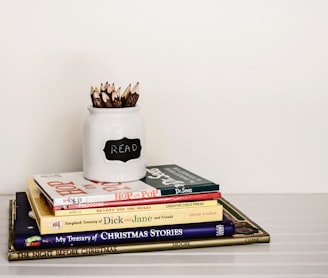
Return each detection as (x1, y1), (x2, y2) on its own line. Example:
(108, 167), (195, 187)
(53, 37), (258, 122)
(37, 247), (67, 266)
(0, 0), (327, 194)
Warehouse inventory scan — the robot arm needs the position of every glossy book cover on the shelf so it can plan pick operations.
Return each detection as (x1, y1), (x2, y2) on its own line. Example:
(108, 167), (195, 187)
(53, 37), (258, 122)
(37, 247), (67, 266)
(32, 164), (220, 206)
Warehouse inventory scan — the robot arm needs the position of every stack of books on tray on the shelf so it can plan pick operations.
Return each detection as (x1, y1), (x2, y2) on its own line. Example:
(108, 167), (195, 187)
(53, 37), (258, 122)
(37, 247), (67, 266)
(8, 164), (270, 261)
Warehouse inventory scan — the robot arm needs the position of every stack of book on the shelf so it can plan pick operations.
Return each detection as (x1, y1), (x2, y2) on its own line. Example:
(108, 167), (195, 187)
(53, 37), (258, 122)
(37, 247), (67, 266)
(8, 164), (270, 260)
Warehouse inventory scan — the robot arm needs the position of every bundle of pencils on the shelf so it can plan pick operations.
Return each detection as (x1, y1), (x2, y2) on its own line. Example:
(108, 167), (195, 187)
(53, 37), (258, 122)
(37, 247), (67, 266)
(90, 82), (140, 108)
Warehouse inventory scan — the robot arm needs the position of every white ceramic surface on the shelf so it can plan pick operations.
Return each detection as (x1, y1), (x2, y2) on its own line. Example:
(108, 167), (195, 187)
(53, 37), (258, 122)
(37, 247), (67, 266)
(83, 106), (146, 182)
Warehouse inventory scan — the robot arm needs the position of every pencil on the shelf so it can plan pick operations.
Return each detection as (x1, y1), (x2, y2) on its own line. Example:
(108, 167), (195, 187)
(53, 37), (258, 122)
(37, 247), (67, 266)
(91, 87), (104, 108)
(121, 83), (131, 107)
(124, 82), (139, 107)
(112, 87), (122, 108)
(101, 91), (113, 108)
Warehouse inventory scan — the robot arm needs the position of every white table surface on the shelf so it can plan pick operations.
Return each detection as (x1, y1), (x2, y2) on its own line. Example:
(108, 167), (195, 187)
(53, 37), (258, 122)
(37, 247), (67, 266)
(0, 193), (327, 278)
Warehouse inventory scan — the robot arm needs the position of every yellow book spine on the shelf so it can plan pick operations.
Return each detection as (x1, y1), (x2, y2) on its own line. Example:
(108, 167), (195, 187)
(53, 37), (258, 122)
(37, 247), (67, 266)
(53, 199), (219, 216)
(39, 205), (222, 234)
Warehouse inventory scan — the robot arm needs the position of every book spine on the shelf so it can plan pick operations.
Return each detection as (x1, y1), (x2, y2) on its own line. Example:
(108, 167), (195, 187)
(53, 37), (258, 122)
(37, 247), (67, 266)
(37, 206), (223, 234)
(8, 235), (270, 261)
(57, 189), (163, 206)
(14, 221), (234, 250)
(52, 191), (222, 211)
(54, 199), (219, 216)
(50, 186), (221, 206)
(159, 184), (220, 196)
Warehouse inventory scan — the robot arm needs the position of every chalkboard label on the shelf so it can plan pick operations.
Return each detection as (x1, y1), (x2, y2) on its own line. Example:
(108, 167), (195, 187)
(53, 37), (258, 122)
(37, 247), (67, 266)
(103, 137), (142, 162)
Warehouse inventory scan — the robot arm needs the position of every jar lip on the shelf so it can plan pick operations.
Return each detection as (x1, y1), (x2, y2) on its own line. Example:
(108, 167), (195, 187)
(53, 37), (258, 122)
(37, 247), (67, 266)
(87, 105), (140, 113)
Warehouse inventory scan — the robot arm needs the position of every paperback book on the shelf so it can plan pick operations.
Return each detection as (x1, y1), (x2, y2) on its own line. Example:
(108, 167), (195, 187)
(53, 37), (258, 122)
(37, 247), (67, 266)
(8, 195), (270, 260)
(32, 164), (220, 206)
(27, 185), (223, 234)
(13, 192), (234, 250)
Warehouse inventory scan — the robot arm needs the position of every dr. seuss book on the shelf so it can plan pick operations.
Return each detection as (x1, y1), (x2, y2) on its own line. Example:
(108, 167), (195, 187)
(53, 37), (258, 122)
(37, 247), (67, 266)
(8, 195), (270, 261)
(32, 164), (220, 207)
(13, 192), (234, 250)
(26, 183), (223, 234)
(50, 191), (222, 211)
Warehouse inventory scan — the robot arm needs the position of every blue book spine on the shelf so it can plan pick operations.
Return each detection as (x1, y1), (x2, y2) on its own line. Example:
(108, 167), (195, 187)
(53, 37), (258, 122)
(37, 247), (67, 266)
(14, 192), (234, 250)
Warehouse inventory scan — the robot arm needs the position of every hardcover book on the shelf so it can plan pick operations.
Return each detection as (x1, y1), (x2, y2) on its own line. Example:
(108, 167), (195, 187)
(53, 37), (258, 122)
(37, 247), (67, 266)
(51, 191), (222, 211)
(8, 195), (270, 261)
(53, 197), (219, 216)
(32, 164), (220, 206)
(13, 192), (234, 250)
(26, 185), (223, 234)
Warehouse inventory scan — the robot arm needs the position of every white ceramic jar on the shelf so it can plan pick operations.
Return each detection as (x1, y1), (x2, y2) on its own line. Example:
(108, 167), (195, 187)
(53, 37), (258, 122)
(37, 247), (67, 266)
(83, 106), (146, 182)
